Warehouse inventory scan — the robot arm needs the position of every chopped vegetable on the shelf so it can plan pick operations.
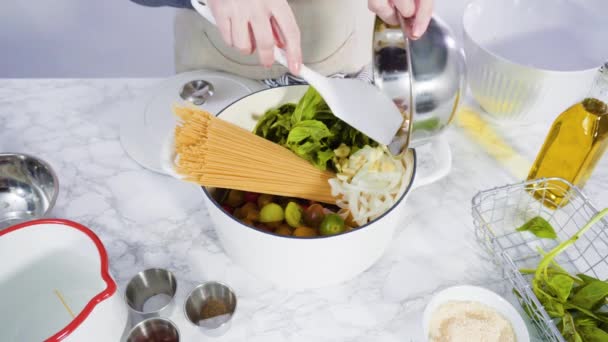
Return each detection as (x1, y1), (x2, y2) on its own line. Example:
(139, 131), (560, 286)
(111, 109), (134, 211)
(285, 202), (303, 228)
(516, 216), (557, 239)
(253, 87), (377, 171)
(319, 214), (345, 236)
(259, 203), (284, 223)
(328, 145), (409, 226)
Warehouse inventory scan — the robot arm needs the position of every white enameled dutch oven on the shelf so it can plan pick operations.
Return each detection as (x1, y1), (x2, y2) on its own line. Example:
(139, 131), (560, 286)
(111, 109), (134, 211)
(201, 85), (452, 290)
(0, 219), (128, 341)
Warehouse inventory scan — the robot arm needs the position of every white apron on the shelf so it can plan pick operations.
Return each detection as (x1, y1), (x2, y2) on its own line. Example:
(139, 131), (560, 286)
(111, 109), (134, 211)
(174, 0), (376, 80)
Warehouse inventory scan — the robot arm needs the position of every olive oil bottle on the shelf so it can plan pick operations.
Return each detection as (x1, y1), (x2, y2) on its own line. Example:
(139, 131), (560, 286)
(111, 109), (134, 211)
(528, 62), (608, 208)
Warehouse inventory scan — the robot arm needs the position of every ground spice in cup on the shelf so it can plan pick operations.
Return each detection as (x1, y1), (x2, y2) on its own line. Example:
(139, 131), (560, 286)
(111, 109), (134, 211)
(200, 299), (229, 320)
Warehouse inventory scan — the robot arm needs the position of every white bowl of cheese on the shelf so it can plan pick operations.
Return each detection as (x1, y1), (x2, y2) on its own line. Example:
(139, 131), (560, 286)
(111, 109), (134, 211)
(422, 285), (529, 342)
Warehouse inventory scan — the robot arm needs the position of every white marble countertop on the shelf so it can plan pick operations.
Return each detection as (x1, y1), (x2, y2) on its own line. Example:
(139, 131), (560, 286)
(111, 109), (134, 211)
(1, 79), (607, 341)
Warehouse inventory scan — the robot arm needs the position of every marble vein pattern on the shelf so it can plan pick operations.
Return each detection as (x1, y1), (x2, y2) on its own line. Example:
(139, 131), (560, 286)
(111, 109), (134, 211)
(1, 79), (607, 341)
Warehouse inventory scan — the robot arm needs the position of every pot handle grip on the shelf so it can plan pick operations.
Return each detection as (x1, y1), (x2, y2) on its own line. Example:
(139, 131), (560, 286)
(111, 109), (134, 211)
(412, 134), (452, 189)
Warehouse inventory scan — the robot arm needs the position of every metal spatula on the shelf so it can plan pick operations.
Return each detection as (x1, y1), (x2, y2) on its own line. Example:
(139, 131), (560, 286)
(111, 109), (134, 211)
(190, 0), (404, 146)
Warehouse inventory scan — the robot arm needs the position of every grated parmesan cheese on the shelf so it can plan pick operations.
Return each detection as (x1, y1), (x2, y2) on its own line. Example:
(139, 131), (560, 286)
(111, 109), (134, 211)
(429, 301), (516, 342)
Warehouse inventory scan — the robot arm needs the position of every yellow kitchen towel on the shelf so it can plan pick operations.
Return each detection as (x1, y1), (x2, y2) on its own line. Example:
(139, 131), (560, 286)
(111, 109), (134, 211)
(455, 106), (531, 180)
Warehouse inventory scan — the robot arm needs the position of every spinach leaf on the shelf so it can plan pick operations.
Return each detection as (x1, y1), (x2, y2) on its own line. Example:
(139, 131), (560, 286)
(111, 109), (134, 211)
(570, 280), (608, 311)
(561, 312), (583, 342)
(576, 318), (608, 342)
(516, 216), (557, 239)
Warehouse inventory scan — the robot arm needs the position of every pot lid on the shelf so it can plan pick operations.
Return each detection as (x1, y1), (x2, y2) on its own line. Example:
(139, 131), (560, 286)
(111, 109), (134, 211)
(120, 70), (267, 175)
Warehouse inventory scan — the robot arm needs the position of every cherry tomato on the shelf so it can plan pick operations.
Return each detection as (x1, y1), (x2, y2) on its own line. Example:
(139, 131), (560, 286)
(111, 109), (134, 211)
(319, 214), (345, 236)
(257, 194), (274, 208)
(293, 226), (318, 237)
(285, 202), (303, 228)
(224, 190), (245, 207)
(259, 203), (284, 223)
(303, 204), (325, 228)
(274, 224), (293, 236)
(244, 192), (260, 204)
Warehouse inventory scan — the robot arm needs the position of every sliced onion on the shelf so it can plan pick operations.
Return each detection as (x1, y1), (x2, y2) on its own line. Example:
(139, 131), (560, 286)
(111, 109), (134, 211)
(329, 146), (409, 226)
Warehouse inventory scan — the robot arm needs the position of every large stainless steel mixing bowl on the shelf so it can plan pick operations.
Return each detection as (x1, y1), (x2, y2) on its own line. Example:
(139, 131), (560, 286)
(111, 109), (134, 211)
(373, 16), (466, 146)
(0, 153), (59, 229)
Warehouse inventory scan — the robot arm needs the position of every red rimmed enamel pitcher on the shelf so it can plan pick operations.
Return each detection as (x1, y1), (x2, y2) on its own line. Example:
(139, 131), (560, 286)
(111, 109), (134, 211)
(0, 219), (128, 341)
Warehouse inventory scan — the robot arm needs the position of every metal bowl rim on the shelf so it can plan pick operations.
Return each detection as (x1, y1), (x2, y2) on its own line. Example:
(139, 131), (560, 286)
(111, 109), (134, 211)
(0, 152), (60, 220)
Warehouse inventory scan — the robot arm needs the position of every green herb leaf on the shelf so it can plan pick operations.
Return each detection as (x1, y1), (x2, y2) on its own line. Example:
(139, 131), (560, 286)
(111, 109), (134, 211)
(287, 120), (332, 144)
(548, 273), (575, 302)
(252, 86), (378, 172)
(570, 280), (608, 311)
(561, 312), (584, 342)
(576, 319), (608, 342)
(516, 216), (557, 239)
(315, 149), (335, 170)
(292, 87), (328, 124)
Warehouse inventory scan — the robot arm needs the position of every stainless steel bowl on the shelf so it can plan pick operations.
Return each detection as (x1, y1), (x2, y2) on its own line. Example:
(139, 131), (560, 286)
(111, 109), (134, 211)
(184, 281), (237, 337)
(125, 268), (178, 327)
(0, 153), (59, 229)
(372, 16), (466, 146)
(126, 317), (180, 342)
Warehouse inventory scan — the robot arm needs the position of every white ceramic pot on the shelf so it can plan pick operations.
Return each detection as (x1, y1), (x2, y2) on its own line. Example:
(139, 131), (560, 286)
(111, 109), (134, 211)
(463, 0), (608, 121)
(200, 85), (452, 290)
(0, 219), (128, 341)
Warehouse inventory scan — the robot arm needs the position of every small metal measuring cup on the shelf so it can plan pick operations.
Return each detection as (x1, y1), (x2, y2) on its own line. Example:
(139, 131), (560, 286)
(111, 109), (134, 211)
(184, 281), (237, 337)
(126, 317), (180, 342)
(180, 80), (215, 105)
(125, 268), (177, 326)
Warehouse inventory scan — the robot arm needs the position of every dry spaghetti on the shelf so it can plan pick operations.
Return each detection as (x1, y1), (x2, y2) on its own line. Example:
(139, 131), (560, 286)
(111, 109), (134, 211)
(173, 106), (336, 204)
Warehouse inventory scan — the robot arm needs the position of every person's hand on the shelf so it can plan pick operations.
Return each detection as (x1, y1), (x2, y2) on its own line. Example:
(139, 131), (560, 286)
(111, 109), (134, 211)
(368, 0), (433, 40)
(206, 0), (301, 75)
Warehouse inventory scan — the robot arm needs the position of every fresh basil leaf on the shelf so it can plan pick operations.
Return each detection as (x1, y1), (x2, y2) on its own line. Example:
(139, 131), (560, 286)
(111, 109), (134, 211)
(254, 108), (280, 138)
(270, 114), (292, 132)
(293, 141), (319, 157)
(561, 312), (584, 342)
(516, 216), (557, 239)
(251, 85), (379, 172)
(278, 103), (296, 114)
(548, 273), (574, 302)
(534, 285), (565, 318)
(578, 325), (608, 342)
(292, 87), (327, 124)
(564, 302), (603, 321)
(287, 120), (332, 144)
(315, 149), (335, 170)
(570, 280), (608, 310)
(578, 274), (603, 284)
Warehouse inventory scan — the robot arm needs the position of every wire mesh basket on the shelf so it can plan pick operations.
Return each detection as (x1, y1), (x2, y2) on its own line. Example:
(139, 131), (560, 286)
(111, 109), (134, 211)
(472, 177), (608, 342)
